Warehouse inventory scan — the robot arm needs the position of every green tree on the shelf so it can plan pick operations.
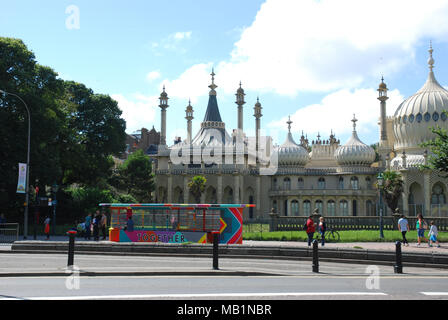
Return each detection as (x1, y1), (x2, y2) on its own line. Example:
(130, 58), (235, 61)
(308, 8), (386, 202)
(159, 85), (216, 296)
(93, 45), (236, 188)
(188, 176), (207, 203)
(420, 121), (448, 177)
(378, 171), (404, 213)
(112, 150), (155, 203)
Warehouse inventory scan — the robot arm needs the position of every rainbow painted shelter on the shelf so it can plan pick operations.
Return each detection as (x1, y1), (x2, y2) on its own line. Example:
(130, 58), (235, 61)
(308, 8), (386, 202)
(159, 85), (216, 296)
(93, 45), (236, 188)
(100, 203), (254, 244)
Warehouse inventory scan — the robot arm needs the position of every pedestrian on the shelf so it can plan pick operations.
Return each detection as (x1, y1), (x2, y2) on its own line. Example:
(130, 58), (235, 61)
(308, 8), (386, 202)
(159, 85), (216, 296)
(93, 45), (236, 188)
(100, 211), (107, 240)
(77, 220), (86, 238)
(416, 213), (429, 247)
(126, 216), (134, 232)
(93, 211), (101, 241)
(43, 216), (51, 240)
(84, 214), (92, 240)
(305, 215), (317, 247)
(397, 214), (409, 246)
(428, 221), (441, 248)
(318, 216), (326, 246)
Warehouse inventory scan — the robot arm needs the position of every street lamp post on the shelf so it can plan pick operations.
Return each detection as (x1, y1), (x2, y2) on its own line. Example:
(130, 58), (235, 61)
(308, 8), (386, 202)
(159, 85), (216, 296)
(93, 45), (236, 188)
(377, 173), (385, 239)
(0, 90), (31, 239)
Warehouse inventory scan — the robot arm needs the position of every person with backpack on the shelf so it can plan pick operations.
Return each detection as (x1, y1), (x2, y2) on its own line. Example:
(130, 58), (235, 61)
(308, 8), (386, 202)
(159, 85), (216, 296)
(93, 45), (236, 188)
(305, 215), (317, 247)
(416, 213), (429, 247)
(397, 214), (409, 246)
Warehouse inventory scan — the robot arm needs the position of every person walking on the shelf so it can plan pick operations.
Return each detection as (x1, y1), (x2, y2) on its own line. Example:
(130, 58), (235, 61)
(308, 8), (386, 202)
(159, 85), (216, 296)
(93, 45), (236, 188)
(306, 215), (317, 247)
(397, 214), (409, 246)
(93, 211), (101, 241)
(318, 217), (326, 247)
(416, 213), (429, 247)
(428, 221), (441, 248)
(43, 216), (51, 240)
(100, 212), (107, 240)
(84, 214), (92, 240)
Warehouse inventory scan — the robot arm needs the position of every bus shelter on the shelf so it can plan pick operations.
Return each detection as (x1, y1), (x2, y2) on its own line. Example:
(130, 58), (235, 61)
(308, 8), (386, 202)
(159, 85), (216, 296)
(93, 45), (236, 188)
(99, 203), (254, 244)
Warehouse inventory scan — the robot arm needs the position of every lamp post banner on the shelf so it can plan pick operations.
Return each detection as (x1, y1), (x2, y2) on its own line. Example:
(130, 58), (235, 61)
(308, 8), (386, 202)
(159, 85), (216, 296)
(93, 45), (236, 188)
(16, 163), (27, 194)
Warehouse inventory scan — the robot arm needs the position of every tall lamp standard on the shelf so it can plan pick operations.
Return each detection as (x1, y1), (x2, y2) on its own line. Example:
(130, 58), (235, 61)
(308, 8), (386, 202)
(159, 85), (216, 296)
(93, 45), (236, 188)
(0, 90), (31, 239)
(377, 173), (385, 239)
(51, 183), (59, 236)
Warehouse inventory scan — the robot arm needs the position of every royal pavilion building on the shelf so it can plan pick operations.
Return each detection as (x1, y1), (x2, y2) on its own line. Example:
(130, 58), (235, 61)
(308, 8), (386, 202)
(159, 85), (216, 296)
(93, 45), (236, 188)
(152, 45), (448, 219)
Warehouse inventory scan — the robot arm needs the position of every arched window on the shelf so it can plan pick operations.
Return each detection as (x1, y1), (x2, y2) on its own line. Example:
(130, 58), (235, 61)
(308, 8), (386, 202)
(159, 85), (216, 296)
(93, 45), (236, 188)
(339, 200), (348, 216)
(303, 200), (311, 216)
(350, 176), (359, 190)
(366, 200), (374, 216)
(283, 177), (291, 190)
(318, 177), (326, 190)
(272, 178), (278, 190)
(431, 183), (446, 205)
(297, 177), (304, 189)
(327, 200), (335, 216)
(291, 200), (299, 216)
(338, 177), (344, 190)
(315, 200), (323, 214)
(272, 200), (278, 213)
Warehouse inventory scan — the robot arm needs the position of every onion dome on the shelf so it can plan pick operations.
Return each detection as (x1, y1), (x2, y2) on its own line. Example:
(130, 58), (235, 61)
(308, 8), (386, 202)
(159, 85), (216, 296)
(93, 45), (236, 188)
(275, 116), (309, 166)
(335, 115), (376, 166)
(393, 43), (448, 153)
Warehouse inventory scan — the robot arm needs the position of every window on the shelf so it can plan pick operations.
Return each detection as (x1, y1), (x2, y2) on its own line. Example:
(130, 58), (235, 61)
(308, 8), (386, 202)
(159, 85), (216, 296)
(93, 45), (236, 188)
(297, 177), (304, 189)
(338, 177), (344, 190)
(291, 200), (299, 216)
(416, 113), (422, 123)
(366, 177), (372, 189)
(409, 114), (414, 123)
(366, 200), (374, 216)
(272, 178), (278, 190)
(442, 112), (447, 121)
(315, 200), (323, 214)
(327, 200), (335, 216)
(318, 177), (326, 190)
(433, 112), (439, 122)
(350, 176), (359, 190)
(303, 200), (311, 216)
(424, 112), (431, 122)
(283, 177), (291, 190)
(339, 200), (348, 216)
(431, 184), (446, 205)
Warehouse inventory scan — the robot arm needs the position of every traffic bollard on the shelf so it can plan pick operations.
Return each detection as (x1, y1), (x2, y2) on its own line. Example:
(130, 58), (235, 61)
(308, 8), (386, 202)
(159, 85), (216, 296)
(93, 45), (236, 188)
(394, 241), (403, 274)
(67, 230), (77, 267)
(212, 232), (219, 270)
(312, 239), (319, 273)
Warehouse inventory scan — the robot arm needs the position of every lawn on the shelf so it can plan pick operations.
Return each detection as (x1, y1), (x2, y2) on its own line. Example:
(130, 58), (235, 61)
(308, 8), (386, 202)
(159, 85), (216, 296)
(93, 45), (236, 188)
(243, 230), (448, 243)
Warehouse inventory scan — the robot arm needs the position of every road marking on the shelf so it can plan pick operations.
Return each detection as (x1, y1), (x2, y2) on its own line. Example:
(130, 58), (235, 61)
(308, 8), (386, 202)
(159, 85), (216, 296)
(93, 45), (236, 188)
(421, 292), (448, 296)
(0, 292), (388, 300)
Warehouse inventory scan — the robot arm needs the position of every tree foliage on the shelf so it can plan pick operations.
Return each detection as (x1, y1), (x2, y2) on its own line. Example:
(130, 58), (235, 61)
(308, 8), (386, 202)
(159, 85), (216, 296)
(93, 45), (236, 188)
(378, 170), (404, 213)
(188, 176), (207, 203)
(420, 122), (448, 178)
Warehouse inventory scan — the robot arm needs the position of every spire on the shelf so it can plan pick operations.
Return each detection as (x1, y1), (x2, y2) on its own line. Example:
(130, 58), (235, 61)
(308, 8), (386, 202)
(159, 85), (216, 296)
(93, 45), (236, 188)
(287, 115), (292, 133)
(208, 68), (217, 96)
(351, 114), (358, 132)
(428, 40), (434, 72)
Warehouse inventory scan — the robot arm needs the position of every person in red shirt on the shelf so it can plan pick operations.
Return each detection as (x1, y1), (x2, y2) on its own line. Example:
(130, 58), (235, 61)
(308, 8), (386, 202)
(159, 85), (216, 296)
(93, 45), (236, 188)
(306, 215), (317, 246)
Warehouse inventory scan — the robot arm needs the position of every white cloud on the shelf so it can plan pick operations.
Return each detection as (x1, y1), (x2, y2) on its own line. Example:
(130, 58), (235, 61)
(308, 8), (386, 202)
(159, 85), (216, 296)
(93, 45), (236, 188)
(174, 31), (192, 40)
(146, 71), (161, 82)
(111, 93), (158, 133)
(160, 0), (448, 96)
(269, 88), (404, 144)
(151, 31), (193, 54)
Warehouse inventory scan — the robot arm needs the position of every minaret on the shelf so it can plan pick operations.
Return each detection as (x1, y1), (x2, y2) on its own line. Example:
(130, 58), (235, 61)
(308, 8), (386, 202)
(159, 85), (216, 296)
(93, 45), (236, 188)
(185, 99), (194, 144)
(235, 82), (245, 134)
(159, 85), (169, 146)
(377, 76), (388, 144)
(253, 97), (262, 159)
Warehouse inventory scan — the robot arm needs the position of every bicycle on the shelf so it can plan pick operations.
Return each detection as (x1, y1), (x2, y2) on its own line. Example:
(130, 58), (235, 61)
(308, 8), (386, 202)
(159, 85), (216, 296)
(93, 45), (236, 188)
(316, 227), (340, 243)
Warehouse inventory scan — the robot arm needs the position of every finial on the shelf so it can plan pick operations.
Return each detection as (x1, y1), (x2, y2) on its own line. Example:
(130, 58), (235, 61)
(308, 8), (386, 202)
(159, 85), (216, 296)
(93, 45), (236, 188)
(287, 115), (292, 133)
(428, 41), (434, 71)
(351, 114), (358, 131)
(239, 81), (242, 88)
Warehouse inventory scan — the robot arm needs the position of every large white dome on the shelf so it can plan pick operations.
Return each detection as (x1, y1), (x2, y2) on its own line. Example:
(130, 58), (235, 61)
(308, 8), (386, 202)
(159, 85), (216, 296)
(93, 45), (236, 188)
(275, 117), (309, 166)
(393, 45), (448, 153)
(335, 116), (376, 166)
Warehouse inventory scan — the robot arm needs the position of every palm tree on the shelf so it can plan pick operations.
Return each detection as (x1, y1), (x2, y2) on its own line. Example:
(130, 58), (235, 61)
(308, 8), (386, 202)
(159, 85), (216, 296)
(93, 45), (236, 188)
(188, 175), (207, 203)
(378, 170), (404, 213)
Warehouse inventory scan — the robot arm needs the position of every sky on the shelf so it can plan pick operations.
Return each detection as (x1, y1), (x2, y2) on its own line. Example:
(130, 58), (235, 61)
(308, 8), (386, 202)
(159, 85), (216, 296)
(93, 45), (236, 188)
(2, 0), (448, 148)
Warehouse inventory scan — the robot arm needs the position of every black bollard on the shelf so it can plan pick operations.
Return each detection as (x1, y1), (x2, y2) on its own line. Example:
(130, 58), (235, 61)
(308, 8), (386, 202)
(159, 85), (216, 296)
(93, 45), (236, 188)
(394, 241), (403, 274)
(67, 230), (77, 267)
(312, 239), (319, 273)
(212, 232), (219, 270)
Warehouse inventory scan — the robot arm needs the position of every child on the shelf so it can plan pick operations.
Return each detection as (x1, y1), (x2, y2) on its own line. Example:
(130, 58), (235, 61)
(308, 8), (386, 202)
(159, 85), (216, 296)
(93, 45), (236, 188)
(318, 217), (326, 247)
(428, 221), (441, 248)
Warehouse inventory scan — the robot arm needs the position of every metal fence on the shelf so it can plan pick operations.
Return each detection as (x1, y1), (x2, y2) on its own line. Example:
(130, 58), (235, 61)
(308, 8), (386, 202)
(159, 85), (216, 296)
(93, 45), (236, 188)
(268, 216), (448, 232)
(0, 223), (19, 244)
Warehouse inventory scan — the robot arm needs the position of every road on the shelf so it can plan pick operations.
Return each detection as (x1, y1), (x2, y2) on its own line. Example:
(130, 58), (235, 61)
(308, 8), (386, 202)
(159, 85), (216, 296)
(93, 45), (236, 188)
(1, 253), (448, 301)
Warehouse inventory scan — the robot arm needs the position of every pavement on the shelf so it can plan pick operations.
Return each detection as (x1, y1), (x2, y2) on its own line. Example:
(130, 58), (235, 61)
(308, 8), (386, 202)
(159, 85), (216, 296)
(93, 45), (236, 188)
(0, 235), (447, 277)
